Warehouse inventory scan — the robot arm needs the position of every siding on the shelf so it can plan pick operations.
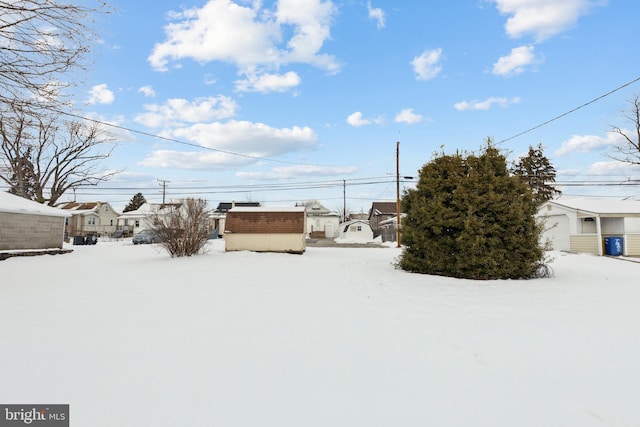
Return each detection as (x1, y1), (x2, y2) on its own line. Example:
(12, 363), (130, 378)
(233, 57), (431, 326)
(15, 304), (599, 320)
(0, 212), (65, 250)
(626, 234), (640, 256)
(570, 234), (599, 255)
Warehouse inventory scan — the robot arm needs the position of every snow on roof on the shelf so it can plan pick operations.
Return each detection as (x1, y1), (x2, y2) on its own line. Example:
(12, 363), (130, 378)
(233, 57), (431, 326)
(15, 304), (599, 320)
(0, 191), (71, 217)
(549, 196), (640, 215)
(229, 206), (306, 213)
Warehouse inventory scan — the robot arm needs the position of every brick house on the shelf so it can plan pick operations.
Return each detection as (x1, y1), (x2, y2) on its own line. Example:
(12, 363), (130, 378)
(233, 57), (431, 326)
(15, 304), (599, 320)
(224, 207), (307, 254)
(0, 191), (71, 251)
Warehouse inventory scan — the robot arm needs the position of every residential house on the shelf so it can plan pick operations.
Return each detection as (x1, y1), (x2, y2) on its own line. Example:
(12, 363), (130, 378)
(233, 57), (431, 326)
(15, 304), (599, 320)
(58, 201), (120, 238)
(337, 219), (374, 243)
(378, 214), (406, 243)
(117, 202), (183, 236)
(209, 201), (261, 238)
(368, 201), (398, 238)
(224, 207), (306, 254)
(537, 196), (640, 256)
(302, 201), (340, 238)
(0, 191), (71, 251)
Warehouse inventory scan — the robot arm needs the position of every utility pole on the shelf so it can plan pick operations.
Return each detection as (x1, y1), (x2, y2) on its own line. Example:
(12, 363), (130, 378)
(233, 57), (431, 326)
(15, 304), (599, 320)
(343, 179), (346, 222)
(158, 179), (169, 206)
(396, 141), (401, 248)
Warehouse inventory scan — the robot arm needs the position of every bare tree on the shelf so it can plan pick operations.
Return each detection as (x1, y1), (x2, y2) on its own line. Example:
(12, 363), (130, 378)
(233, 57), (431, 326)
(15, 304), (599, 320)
(0, 105), (118, 205)
(608, 94), (640, 168)
(152, 198), (211, 258)
(0, 0), (110, 108)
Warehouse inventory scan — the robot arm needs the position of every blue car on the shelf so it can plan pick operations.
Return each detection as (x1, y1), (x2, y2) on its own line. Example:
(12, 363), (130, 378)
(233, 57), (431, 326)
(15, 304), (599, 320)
(132, 229), (160, 244)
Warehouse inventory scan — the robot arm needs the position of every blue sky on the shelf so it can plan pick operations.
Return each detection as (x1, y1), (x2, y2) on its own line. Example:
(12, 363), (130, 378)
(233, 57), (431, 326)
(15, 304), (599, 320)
(73, 0), (640, 213)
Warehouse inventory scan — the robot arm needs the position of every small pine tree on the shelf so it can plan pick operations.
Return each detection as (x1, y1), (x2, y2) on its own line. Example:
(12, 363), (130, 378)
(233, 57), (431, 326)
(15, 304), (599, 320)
(511, 143), (560, 205)
(123, 192), (146, 212)
(399, 141), (544, 280)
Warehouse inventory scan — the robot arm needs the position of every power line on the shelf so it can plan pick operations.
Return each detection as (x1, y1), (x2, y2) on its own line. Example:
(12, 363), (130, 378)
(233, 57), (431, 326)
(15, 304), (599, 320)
(498, 75), (640, 144)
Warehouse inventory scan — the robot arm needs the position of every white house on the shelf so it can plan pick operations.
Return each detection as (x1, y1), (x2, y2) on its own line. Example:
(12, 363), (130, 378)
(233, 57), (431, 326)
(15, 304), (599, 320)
(303, 201), (340, 238)
(537, 196), (640, 256)
(118, 202), (183, 236)
(337, 219), (375, 243)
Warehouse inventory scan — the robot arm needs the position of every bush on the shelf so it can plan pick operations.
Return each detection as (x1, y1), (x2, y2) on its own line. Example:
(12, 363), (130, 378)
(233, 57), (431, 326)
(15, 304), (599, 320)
(152, 198), (210, 257)
(398, 142), (545, 280)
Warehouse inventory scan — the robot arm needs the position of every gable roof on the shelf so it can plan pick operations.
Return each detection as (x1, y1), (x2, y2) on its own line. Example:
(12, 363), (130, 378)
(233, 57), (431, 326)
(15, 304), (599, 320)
(0, 191), (71, 217)
(544, 196), (640, 216)
(368, 201), (397, 218)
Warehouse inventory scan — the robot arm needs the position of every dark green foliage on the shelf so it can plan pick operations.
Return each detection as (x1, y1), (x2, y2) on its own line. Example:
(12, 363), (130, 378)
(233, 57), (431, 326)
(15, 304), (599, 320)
(511, 143), (560, 205)
(399, 142), (544, 280)
(123, 192), (146, 212)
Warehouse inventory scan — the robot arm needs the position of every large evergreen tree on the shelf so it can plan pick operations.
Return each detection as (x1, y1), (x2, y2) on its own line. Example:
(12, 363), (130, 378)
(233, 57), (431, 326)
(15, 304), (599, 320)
(123, 192), (146, 212)
(511, 143), (560, 205)
(399, 142), (544, 280)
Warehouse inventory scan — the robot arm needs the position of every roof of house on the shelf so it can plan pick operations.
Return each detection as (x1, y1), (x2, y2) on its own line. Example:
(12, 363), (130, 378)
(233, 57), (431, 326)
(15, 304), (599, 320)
(368, 201), (398, 217)
(0, 191), (71, 217)
(544, 196), (640, 215)
(118, 202), (181, 218)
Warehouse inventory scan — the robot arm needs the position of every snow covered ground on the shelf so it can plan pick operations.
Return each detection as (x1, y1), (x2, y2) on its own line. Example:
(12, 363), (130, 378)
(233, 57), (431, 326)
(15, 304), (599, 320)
(1, 239), (639, 426)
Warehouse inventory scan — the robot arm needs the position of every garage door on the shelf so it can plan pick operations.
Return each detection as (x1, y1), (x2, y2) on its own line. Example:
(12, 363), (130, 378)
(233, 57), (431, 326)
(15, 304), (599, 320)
(541, 214), (570, 251)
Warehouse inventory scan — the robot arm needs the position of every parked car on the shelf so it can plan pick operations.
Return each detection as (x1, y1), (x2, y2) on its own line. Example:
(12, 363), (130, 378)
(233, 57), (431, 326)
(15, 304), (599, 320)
(132, 229), (160, 244)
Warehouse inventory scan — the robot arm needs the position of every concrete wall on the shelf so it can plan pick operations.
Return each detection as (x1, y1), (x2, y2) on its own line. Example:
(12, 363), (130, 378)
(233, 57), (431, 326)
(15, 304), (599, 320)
(224, 233), (306, 254)
(0, 212), (65, 250)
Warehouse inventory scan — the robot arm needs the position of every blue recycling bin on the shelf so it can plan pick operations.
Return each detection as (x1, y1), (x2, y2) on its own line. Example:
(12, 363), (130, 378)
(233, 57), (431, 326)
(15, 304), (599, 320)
(604, 236), (623, 256)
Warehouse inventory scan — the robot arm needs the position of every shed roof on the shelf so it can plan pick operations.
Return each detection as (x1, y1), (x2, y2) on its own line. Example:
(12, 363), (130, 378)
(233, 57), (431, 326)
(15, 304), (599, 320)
(0, 191), (71, 217)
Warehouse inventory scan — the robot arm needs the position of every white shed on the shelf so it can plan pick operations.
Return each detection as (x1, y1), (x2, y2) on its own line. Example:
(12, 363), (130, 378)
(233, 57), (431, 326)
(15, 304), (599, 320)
(537, 196), (640, 256)
(337, 220), (374, 243)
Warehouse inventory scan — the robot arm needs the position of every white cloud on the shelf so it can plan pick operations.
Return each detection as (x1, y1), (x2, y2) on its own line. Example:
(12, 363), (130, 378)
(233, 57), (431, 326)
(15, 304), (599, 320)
(87, 84), (115, 105)
(134, 96), (238, 128)
(141, 120), (318, 170)
(347, 112), (370, 127)
(454, 96), (521, 111)
(148, 0), (340, 76)
(411, 48), (443, 81)
(586, 161), (640, 177)
(367, 2), (385, 29)
(394, 108), (423, 124)
(237, 165), (359, 180)
(235, 71), (301, 93)
(491, 0), (601, 42)
(555, 131), (625, 157)
(346, 111), (383, 127)
(492, 45), (538, 77)
(138, 85), (156, 97)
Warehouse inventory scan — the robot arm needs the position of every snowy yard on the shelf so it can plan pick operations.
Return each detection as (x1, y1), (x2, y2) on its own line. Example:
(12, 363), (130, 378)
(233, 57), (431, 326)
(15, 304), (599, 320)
(1, 240), (639, 426)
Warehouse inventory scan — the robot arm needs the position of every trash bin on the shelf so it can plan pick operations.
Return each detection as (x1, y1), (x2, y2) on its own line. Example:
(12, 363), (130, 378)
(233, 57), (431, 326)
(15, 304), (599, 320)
(73, 236), (85, 245)
(85, 234), (98, 245)
(604, 236), (623, 256)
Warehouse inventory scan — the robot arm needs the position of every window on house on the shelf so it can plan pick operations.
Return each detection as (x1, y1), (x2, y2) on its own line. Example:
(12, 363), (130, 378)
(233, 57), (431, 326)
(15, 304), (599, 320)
(124, 219), (129, 226)
(135, 220), (140, 227)
(87, 217), (96, 225)
(110, 219), (114, 226)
